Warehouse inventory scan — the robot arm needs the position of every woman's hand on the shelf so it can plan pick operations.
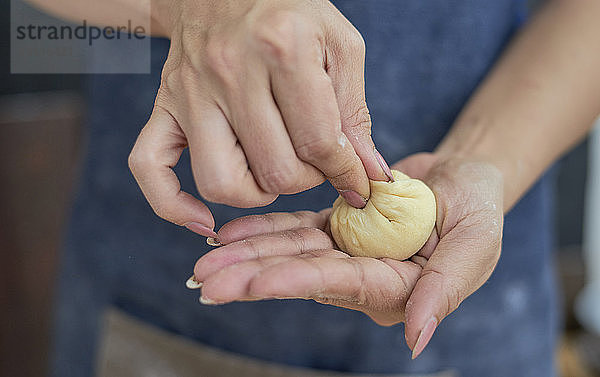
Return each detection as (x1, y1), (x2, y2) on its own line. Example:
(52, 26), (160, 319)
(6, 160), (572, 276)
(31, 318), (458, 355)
(189, 153), (504, 357)
(193, 208), (423, 326)
(393, 154), (503, 358)
(128, 0), (392, 237)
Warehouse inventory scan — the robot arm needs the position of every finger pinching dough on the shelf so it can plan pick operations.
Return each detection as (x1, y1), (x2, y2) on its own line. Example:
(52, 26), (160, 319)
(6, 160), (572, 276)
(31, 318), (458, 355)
(330, 170), (436, 260)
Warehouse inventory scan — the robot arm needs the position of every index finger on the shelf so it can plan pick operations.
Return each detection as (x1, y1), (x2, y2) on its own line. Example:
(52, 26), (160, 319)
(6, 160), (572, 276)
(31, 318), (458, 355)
(264, 26), (370, 207)
(128, 105), (216, 237)
(215, 209), (331, 245)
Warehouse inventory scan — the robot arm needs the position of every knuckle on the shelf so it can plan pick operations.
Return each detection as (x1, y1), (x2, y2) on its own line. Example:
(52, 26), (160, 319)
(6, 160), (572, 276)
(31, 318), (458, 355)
(422, 267), (465, 316)
(296, 134), (339, 162)
(128, 142), (152, 176)
(241, 237), (262, 257)
(485, 221), (503, 248)
(160, 67), (180, 98)
(180, 28), (205, 67)
(281, 228), (306, 245)
(152, 202), (175, 222)
(159, 49), (186, 94)
(127, 148), (140, 174)
(348, 259), (368, 304)
(345, 27), (366, 55)
(342, 104), (372, 135)
(256, 164), (298, 194)
(251, 213), (278, 231)
(252, 11), (304, 63)
(290, 211), (311, 227)
(177, 62), (200, 90)
(444, 284), (463, 316)
(198, 175), (239, 203)
(205, 36), (241, 79)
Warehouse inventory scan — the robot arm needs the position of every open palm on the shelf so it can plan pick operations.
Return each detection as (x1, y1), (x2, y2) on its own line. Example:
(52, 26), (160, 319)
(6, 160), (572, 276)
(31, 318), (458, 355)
(191, 153), (503, 357)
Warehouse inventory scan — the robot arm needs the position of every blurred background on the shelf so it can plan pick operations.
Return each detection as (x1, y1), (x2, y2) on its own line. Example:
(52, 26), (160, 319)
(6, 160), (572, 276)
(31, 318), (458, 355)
(1, 0), (599, 376)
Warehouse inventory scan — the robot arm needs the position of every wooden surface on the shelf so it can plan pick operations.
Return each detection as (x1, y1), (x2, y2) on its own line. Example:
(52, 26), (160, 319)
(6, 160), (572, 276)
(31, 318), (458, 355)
(0, 91), (83, 377)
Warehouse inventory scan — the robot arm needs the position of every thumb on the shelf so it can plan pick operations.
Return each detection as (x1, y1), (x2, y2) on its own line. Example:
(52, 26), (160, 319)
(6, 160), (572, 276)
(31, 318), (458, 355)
(403, 266), (454, 360)
(327, 23), (393, 182)
(404, 205), (502, 359)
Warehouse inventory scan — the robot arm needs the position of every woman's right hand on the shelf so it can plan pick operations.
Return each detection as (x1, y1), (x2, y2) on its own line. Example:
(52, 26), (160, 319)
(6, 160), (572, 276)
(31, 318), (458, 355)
(128, 0), (393, 237)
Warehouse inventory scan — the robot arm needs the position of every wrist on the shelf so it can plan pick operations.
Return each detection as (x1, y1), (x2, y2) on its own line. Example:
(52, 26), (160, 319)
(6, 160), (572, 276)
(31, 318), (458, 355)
(151, 0), (180, 38)
(434, 116), (521, 213)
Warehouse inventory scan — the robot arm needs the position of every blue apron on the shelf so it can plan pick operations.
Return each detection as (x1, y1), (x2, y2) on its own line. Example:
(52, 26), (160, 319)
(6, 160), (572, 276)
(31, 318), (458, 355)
(51, 1), (558, 376)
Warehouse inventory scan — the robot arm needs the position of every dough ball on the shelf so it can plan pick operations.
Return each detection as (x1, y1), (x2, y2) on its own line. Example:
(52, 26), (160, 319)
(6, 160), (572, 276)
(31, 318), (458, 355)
(329, 170), (436, 260)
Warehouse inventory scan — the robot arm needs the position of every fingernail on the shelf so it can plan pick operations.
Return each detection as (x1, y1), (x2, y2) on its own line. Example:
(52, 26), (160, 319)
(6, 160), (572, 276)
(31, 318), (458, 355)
(206, 237), (222, 247)
(184, 222), (218, 238)
(412, 316), (438, 359)
(339, 190), (367, 209)
(186, 275), (202, 289)
(374, 148), (395, 182)
(199, 296), (217, 305)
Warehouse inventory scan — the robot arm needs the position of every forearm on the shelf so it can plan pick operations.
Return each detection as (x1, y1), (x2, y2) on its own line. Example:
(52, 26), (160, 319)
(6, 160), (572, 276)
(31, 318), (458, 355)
(437, 0), (600, 212)
(24, 0), (175, 37)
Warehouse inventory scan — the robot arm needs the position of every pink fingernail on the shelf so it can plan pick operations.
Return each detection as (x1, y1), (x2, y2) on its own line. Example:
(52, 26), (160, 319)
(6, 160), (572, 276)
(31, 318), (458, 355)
(412, 316), (438, 359)
(184, 222), (218, 238)
(374, 148), (395, 182)
(339, 190), (367, 209)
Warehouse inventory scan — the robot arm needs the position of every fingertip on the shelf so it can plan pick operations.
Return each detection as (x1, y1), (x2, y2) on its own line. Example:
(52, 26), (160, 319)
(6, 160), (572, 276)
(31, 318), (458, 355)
(184, 222), (218, 238)
(333, 136), (372, 201)
(147, 187), (217, 236)
(338, 190), (368, 209)
(207, 237), (222, 247)
(403, 273), (446, 352)
(130, 104), (221, 234)
(216, 215), (265, 244)
(296, 131), (372, 203)
(411, 316), (438, 359)
(186, 275), (203, 290)
(404, 310), (421, 354)
(348, 138), (391, 182)
(374, 148), (395, 182)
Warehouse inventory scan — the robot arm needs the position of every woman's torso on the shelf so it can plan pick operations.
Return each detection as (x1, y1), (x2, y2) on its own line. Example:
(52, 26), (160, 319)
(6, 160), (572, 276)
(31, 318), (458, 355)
(53, 1), (558, 376)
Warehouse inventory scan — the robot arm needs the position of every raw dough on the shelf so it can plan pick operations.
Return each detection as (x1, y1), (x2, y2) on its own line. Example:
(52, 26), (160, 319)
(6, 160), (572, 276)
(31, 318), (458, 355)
(329, 170), (436, 260)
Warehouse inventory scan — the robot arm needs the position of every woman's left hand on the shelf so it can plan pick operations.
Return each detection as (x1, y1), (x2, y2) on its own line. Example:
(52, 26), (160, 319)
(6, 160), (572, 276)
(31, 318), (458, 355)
(190, 153), (504, 357)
